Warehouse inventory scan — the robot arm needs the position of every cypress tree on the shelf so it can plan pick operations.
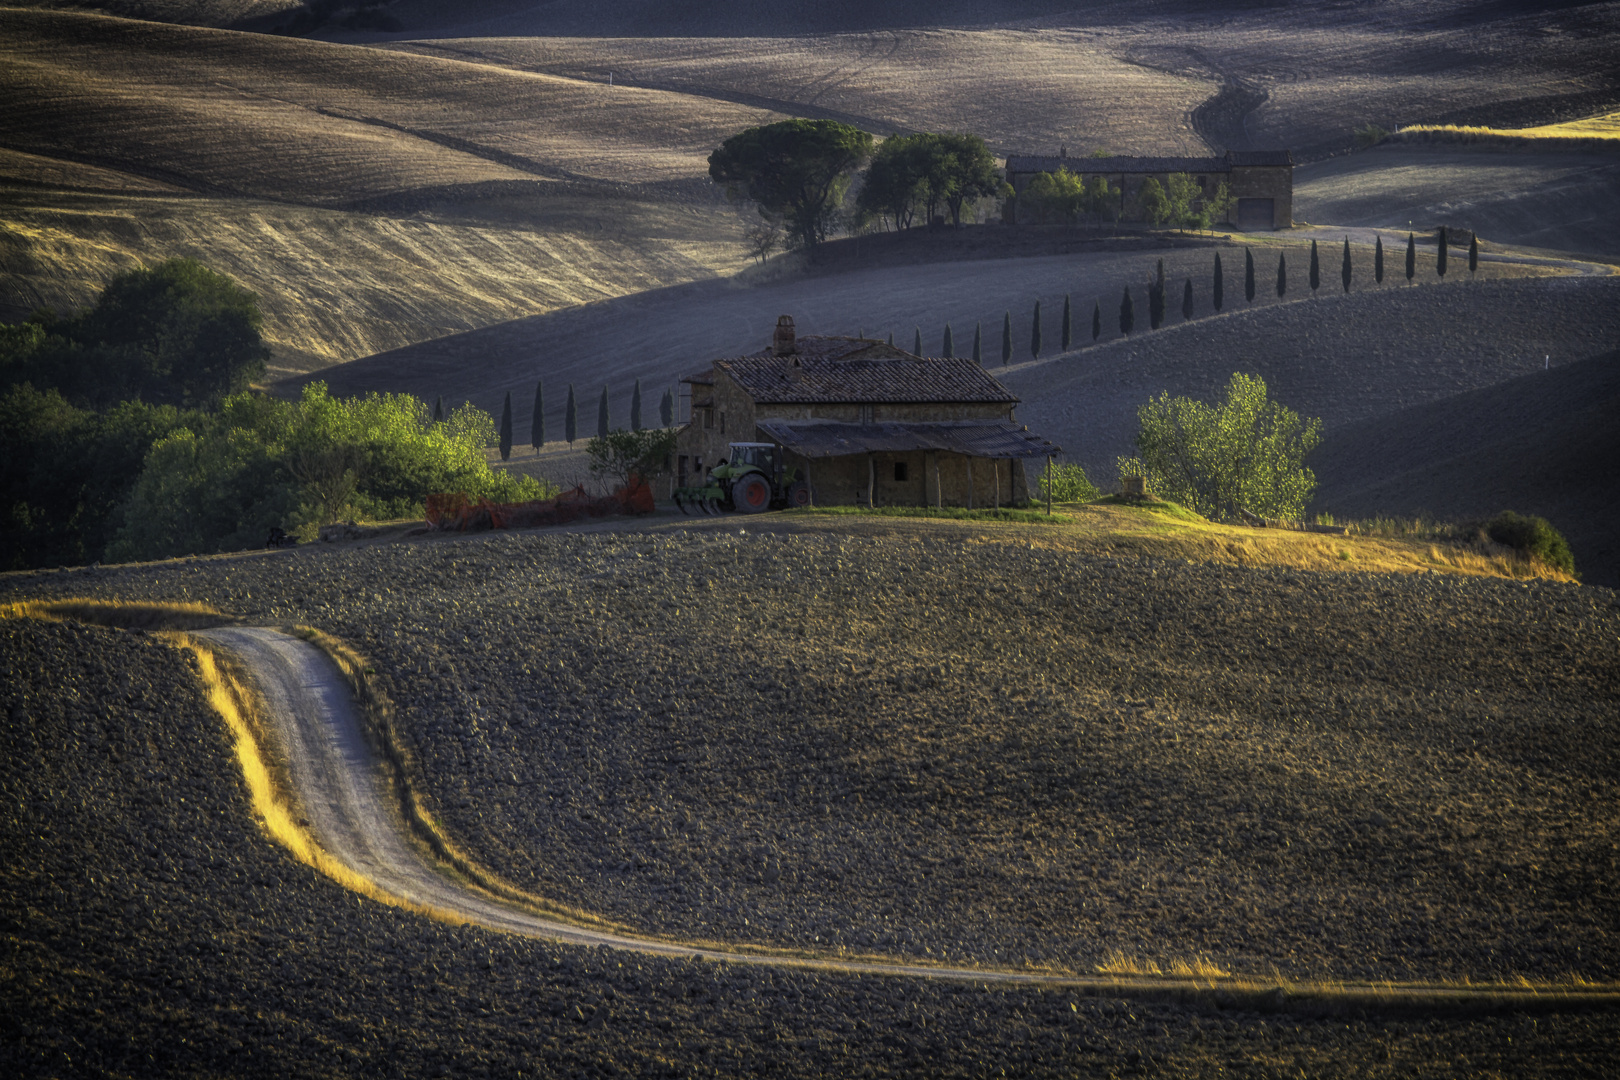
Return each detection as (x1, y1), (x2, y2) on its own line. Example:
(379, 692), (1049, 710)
(1244, 247), (1256, 303)
(1001, 311), (1012, 365)
(1469, 233), (1479, 276)
(432, 395), (444, 423)
(942, 323), (954, 358)
(499, 391), (513, 461)
(1405, 232), (1415, 283)
(1150, 258), (1166, 329)
(1308, 239), (1320, 293)
(1092, 299), (1101, 342)
(1375, 235), (1384, 284)
(887, 331), (894, 347)
(1182, 278), (1194, 321)
(1436, 228), (1448, 278)
(659, 388), (674, 427)
(1213, 252), (1224, 312)
(972, 321), (982, 365)
(1061, 293), (1072, 351)
(630, 378), (643, 431)
(1119, 286), (1134, 336)
(1276, 252), (1287, 297)
(597, 385), (609, 437)
(913, 326), (922, 355)
(530, 380), (544, 449)
(1030, 299), (1042, 358)
(565, 383), (577, 445)
(1342, 236), (1352, 293)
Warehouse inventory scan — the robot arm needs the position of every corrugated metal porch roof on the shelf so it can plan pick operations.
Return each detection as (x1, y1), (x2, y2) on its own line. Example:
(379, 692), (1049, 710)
(756, 419), (1062, 460)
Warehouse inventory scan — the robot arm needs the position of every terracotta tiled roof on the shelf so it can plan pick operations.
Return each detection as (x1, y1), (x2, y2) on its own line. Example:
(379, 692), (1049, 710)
(707, 337), (1017, 405)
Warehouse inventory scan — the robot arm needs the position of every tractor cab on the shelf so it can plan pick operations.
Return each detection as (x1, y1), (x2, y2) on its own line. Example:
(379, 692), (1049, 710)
(719, 442), (778, 476)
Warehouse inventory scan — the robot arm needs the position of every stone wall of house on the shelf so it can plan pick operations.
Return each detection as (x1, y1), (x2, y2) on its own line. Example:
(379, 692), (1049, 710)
(757, 401), (1015, 423)
(1228, 165), (1293, 229)
(797, 450), (1031, 508)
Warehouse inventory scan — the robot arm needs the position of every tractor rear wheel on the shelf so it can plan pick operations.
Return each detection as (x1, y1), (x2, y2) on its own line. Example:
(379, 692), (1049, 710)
(786, 481), (811, 508)
(732, 473), (772, 514)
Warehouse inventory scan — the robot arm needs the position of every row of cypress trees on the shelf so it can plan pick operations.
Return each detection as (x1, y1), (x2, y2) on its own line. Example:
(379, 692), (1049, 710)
(435, 379), (677, 461)
(907, 228), (1481, 362)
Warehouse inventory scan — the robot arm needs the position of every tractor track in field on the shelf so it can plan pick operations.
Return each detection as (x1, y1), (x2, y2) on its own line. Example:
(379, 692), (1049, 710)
(198, 624), (1620, 1011)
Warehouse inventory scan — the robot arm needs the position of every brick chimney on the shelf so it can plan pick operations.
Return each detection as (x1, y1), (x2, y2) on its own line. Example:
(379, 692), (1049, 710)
(772, 314), (797, 356)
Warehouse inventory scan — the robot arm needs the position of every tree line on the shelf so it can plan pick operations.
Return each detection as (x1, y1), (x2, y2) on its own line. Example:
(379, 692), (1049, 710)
(898, 228), (1481, 365)
(2, 260), (544, 570)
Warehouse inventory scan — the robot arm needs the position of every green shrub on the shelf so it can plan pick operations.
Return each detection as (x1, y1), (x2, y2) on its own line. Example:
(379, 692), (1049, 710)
(1037, 462), (1099, 504)
(1484, 511), (1576, 575)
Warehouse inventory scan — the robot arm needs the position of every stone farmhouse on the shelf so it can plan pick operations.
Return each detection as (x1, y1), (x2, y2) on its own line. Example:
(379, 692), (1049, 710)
(675, 317), (1061, 507)
(1004, 148), (1294, 230)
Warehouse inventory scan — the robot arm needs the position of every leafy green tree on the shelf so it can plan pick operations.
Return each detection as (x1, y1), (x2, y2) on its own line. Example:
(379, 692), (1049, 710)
(1035, 462), (1099, 503)
(1119, 371), (1321, 521)
(631, 378), (643, 431)
(586, 427), (679, 492)
(1092, 300), (1101, 341)
(109, 385), (545, 562)
(1119, 286), (1135, 336)
(1213, 252), (1224, 312)
(1136, 177), (1171, 225)
(1030, 300), (1042, 358)
(857, 134), (928, 229)
(531, 381), (544, 449)
(1, 259), (269, 410)
(1341, 237), (1353, 293)
(1308, 239), (1321, 293)
(597, 385), (610, 438)
(1022, 168), (1085, 224)
(1164, 172), (1204, 230)
(499, 391), (513, 461)
(1405, 232), (1416, 283)
(709, 119), (874, 248)
(1485, 511), (1575, 576)
(1375, 236), (1384, 284)
(933, 133), (1004, 225)
(942, 323), (954, 358)
(1182, 279), (1194, 321)
(1276, 252), (1288, 297)
(1001, 311), (1012, 365)
(1245, 248), (1256, 303)
(972, 322), (982, 364)
(565, 383), (577, 445)
(1436, 227), (1448, 278)
(1204, 180), (1237, 229)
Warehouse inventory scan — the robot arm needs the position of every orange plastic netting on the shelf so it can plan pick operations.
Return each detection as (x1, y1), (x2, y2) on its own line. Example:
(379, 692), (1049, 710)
(425, 478), (653, 532)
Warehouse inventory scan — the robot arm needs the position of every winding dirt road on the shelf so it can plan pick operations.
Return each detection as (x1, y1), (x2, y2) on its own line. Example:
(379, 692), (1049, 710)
(198, 625), (1619, 1008)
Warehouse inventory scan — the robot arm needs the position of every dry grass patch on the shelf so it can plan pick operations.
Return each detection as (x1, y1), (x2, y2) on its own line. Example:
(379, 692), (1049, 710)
(0, 597), (235, 629)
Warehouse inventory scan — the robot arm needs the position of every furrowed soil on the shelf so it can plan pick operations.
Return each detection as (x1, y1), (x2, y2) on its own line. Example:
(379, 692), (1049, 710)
(8, 521), (1617, 991)
(7, 605), (1617, 1077)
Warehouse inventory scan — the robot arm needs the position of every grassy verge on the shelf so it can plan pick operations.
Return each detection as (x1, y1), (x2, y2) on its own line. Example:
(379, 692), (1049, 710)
(786, 505), (1062, 524)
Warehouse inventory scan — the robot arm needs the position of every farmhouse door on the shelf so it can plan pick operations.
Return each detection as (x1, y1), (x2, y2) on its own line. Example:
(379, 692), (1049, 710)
(1236, 198), (1275, 230)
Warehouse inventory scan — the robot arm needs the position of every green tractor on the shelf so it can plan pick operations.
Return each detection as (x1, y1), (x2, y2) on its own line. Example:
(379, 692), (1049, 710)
(674, 442), (811, 515)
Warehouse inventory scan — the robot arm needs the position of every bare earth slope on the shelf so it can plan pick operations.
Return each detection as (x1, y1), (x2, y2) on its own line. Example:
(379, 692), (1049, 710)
(1295, 144), (1620, 259)
(1001, 275), (1620, 502)
(1313, 349), (1620, 588)
(7, 605), (1614, 1080)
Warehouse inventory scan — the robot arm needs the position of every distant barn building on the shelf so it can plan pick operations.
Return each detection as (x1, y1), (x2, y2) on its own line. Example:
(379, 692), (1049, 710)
(675, 317), (1060, 507)
(1004, 148), (1294, 231)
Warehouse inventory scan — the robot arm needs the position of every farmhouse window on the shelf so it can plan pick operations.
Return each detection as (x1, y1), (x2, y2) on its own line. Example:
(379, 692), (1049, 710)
(703, 408), (714, 429)
(894, 461), (909, 482)
(678, 455), (688, 486)
(720, 412), (726, 434)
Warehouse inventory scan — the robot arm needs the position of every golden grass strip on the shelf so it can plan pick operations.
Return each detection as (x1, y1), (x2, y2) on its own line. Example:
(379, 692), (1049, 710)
(0, 597), (235, 630)
(293, 626), (629, 933)
(166, 631), (468, 926)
